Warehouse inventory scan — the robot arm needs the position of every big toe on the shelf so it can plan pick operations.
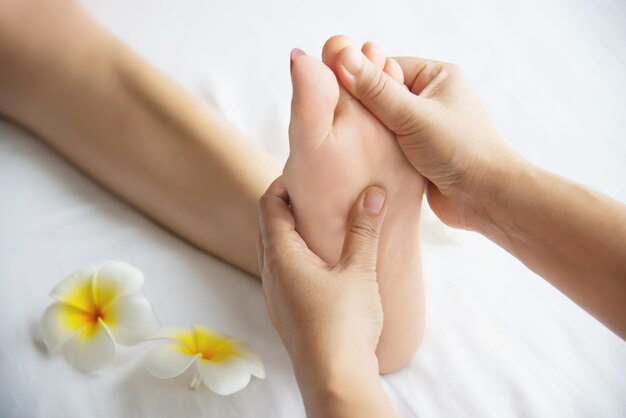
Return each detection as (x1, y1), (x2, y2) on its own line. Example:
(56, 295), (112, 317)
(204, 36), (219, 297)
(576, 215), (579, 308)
(290, 49), (339, 148)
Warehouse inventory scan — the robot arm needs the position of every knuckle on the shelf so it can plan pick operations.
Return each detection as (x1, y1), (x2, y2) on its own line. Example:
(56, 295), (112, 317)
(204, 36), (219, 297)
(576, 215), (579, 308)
(348, 218), (379, 241)
(361, 70), (389, 102)
(393, 97), (425, 137)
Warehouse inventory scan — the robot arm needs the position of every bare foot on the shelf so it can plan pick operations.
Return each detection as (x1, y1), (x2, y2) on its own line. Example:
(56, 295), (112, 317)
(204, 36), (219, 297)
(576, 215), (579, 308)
(283, 36), (425, 373)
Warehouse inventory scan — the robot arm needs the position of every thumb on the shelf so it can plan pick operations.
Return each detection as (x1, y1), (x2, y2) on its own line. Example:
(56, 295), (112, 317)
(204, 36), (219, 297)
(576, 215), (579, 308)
(338, 187), (387, 272)
(334, 46), (425, 136)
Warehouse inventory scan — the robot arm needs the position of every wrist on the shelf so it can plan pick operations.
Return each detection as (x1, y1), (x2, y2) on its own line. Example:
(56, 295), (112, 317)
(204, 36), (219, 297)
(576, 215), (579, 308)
(291, 349), (395, 418)
(291, 341), (379, 384)
(470, 153), (536, 240)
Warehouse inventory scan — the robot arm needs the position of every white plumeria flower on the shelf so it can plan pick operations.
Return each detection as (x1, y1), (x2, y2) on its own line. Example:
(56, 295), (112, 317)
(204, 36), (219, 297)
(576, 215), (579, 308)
(145, 325), (265, 395)
(41, 261), (157, 373)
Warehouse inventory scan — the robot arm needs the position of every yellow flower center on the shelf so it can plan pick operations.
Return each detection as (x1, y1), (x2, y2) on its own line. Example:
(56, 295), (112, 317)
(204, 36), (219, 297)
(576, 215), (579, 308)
(197, 340), (238, 361)
(87, 305), (106, 325)
(173, 325), (240, 363)
(58, 273), (120, 335)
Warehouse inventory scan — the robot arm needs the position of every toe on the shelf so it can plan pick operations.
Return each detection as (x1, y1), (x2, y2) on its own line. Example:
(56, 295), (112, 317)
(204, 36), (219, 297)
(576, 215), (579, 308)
(361, 41), (386, 69)
(384, 57), (405, 84)
(289, 49), (339, 148)
(362, 41), (404, 84)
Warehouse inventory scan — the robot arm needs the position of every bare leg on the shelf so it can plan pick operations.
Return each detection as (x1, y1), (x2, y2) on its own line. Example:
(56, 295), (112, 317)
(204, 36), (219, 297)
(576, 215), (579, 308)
(0, 0), (280, 276)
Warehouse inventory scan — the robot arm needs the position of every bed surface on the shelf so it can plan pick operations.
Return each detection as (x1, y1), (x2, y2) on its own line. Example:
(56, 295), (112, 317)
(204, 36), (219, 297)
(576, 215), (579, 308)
(1, 0), (625, 416)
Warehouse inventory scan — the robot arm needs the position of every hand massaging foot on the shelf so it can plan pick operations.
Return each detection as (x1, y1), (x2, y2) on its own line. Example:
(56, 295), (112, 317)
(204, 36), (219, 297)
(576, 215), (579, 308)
(283, 36), (426, 373)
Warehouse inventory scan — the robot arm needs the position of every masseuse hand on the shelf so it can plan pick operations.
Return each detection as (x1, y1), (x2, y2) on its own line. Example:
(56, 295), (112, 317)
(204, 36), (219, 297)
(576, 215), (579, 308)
(329, 37), (626, 339)
(258, 177), (398, 418)
(329, 38), (519, 230)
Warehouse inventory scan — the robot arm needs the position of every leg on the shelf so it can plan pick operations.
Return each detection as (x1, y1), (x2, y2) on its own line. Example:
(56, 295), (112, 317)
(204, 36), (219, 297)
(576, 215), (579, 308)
(0, 0), (280, 276)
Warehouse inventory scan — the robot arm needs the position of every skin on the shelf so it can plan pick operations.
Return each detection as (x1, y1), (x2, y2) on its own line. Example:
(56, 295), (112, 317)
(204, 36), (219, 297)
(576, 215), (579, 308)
(333, 46), (626, 338)
(258, 42), (626, 416)
(0, 2), (422, 373)
(1, 0), (624, 414)
(285, 37), (425, 373)
(0, 0), (280, 277)
(258, 179), (398, 418)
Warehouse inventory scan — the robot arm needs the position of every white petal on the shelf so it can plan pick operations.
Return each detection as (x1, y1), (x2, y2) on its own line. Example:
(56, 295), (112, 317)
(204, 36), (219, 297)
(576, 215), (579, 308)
(235, 344), (265, 379)
(63, 319), (116, 373)
(40, 302), (90, 352)
(93, 261), (144, 306)
(49, 265), (97, 311)
(146, 327), (197, 351)
(197, 357), (252, 396)
(103, 294), (157, 346)
(145, 344), (200, 379)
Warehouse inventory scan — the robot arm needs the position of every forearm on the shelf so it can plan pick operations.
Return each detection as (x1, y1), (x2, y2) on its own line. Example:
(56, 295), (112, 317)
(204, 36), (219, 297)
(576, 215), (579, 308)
(0, 1), (280, 276)
(293, 352), (399, 418)
(475, 159), (626, 337)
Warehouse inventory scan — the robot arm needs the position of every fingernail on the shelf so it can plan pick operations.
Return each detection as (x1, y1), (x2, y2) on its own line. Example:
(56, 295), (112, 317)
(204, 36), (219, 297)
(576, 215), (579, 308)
(290, 48), (306, 71)
(342, 47), (364, 75)
(363, 189), (386, 214)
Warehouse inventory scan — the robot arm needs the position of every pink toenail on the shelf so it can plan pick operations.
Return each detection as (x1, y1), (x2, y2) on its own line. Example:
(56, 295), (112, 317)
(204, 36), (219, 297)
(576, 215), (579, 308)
(290, 48), (306, 71)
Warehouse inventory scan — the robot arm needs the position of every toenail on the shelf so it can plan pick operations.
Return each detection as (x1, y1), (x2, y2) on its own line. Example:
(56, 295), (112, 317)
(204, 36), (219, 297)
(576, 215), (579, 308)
(290, 48), (306, 70)
(342, 47), (364, 75)
(363, 189), (386, 214)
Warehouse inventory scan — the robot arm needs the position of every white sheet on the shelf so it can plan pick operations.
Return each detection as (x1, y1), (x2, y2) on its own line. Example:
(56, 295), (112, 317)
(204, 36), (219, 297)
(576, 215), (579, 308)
(1, 0), (625, 416)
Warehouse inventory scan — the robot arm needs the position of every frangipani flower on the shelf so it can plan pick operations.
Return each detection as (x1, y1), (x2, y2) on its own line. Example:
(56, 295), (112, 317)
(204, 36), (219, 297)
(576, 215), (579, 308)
(145, 325), (265, 395)
(41, 261), (157, 373)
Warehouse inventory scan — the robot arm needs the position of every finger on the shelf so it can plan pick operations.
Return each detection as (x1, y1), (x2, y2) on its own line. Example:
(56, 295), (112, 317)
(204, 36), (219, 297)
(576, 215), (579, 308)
(337, 187), (387, 272)
(363, 42), (404, 84)
(392, 56), (452, 96)
(321, 35), (358, 105)
(334, 46), (428, 136)
(361, 41), (386, 69)
(258, 176), (295, 247)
